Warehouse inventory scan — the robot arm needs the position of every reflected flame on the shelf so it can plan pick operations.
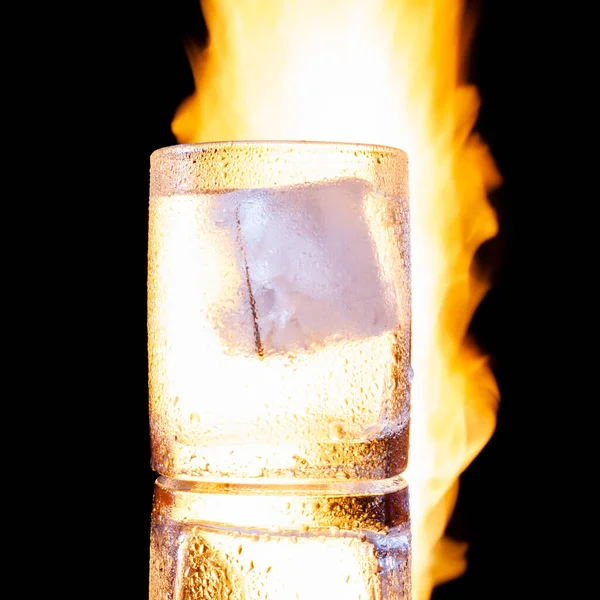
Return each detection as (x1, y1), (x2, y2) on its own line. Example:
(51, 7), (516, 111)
(170, 0), (500, 598)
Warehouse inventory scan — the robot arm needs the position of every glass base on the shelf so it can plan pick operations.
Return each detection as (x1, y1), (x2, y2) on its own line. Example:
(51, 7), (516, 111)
(151, 424), (409, 482)
(149, 476), (412, 599)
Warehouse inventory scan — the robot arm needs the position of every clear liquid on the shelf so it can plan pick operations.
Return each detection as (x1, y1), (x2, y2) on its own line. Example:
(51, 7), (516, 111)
(148, 185), (411, 482)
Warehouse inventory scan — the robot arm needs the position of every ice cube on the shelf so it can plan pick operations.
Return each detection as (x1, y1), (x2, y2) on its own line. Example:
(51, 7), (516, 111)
(212, 178), (399, 355)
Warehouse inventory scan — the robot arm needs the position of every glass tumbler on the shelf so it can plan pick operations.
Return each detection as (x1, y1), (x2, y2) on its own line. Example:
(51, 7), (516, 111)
(148, 140), (412, 599)
(148, 140), (411, 482)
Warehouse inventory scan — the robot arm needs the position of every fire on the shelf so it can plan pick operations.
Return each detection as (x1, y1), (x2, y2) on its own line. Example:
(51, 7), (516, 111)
(170, 1), (500, 598)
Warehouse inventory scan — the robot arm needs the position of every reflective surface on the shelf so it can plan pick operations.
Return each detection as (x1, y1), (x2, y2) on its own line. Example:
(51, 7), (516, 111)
(150, 476), (411, 599)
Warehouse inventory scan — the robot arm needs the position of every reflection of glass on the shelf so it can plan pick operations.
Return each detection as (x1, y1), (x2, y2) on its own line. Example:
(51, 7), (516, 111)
(148, 141), (412, 598)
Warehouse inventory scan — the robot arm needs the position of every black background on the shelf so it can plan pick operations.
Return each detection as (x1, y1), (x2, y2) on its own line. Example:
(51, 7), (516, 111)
(33, 0), (574, 597)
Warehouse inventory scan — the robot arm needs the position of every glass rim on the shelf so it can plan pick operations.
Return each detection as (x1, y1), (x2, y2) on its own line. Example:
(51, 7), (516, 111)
(151, 139), (408, 160)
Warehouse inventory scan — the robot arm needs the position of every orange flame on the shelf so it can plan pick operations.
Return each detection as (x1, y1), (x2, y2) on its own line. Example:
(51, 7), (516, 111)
(171, 1), (500, 598)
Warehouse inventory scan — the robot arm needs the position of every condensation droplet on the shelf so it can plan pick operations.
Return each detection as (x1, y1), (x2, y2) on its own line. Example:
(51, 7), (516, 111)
(329, 421), (346, 441)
